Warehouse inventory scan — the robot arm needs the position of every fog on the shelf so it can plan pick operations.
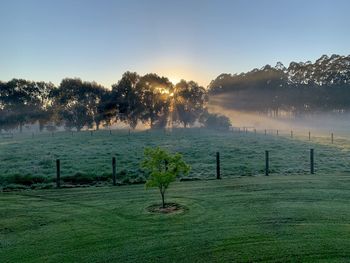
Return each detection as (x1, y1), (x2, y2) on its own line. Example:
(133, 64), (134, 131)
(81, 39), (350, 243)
(208, 103), (350, 138)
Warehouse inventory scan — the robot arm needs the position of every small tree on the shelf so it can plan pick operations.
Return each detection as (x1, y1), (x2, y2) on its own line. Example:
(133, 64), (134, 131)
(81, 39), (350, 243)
(142, 147), (190, 208)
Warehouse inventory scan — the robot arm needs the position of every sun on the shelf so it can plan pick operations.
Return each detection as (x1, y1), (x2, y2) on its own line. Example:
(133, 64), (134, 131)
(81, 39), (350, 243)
(168, 76), (180, 85)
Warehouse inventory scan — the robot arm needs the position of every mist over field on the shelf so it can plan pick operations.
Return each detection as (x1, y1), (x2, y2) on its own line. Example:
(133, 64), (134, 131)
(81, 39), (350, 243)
(209, 96), (350, 137)
(207, 54), (350, 138)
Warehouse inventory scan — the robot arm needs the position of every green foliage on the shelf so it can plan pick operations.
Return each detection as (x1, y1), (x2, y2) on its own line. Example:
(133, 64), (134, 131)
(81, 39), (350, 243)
(142, 147), (190, 207)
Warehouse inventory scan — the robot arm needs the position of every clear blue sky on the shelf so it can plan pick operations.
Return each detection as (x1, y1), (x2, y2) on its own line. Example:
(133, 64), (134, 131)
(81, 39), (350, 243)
(1, 0), (349, 87)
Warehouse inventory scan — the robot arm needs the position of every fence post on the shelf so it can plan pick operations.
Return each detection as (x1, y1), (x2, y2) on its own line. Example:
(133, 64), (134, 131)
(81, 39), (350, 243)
(254, 128), (256, 135)
(265, 150), (269, 176)
(276, 130), (279, 136)
(112, 157), (116, 186)
(264, 129), (267, 136)
(109, 130), (112, 135)
(308, 131), (311, 141)
(216, 152), (221, 179)
(291, 130), (293, 138)
(331, 133), (334, 144)
(310, 149), (314, 174)
(56, 159), (61, 188)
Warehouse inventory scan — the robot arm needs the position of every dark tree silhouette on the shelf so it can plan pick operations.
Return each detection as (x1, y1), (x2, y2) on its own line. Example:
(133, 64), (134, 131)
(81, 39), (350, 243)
(208, 56), (350, 117)
(51, 78), (106, 131)
(108, 72), (143, 129)
(172, 80), (207, 128)
(137, 73), (172, 128)
(0, 72), (210, 132)
(0, 79), (53, 132)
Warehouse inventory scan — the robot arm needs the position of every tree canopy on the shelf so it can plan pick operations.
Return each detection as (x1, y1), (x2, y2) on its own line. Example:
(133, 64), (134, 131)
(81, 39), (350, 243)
(50, 78), (107, 131)
(172, 80), (207, 128)
(0, 73), (209, 132)
(141, 147), (190, 208)
(208, 55), (350, 117)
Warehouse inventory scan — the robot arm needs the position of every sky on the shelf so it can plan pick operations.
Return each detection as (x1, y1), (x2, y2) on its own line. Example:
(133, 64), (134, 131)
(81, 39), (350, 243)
(1, 0), (350, 88)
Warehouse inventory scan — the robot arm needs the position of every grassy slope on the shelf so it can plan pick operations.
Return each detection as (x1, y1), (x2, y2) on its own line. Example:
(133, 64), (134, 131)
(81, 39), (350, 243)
(1, 128), (350, 186)
(2, 175), (350, 262)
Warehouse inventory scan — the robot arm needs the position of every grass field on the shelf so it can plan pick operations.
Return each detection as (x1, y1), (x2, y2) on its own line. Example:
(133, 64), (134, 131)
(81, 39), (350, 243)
(2, 175), (350, 262)
(2, 129), (350, 261)
(1, 128), (350, 189)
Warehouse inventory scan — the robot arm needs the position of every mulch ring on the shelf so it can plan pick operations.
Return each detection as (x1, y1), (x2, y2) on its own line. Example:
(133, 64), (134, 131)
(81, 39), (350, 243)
(147, 202), (187, 214)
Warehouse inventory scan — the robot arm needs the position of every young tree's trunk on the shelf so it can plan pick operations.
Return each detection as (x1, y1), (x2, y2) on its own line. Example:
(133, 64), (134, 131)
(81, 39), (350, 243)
(19, 123), (23, 133)
(96, 122), (100, 131)
(160, 188), (165, 208)
(161, 192), (165, 208)
(164, 160), (168, 171)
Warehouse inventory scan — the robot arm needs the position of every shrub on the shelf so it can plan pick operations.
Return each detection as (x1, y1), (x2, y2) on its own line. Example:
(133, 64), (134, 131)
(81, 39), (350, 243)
(199, 111), (231, 130)
(6, 174), (47, 186)
(61, 172), (109, 185)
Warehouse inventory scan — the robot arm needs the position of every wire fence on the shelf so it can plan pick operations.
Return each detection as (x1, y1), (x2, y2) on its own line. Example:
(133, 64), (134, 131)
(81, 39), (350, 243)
(0, 127), (349, 189)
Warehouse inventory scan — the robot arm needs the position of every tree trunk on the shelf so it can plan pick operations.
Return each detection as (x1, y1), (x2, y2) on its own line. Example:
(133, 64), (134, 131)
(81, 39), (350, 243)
(160, 190), (165, 208)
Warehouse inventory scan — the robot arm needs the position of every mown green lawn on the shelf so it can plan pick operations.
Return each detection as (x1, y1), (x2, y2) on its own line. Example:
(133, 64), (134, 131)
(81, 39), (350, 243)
(2, 175), (350, 262)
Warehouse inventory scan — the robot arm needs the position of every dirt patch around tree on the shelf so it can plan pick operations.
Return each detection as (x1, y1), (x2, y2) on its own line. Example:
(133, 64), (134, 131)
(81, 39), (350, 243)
(147, 202), (187, 214)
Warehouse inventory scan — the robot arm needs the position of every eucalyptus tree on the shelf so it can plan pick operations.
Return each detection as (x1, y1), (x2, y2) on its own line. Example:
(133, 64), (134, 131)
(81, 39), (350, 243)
(51, 78), (106, 131)
(0, 79), (54, 132)
(108, 71), (143, 129)
(137, 73), (172, 128)
(172, 80), (207, 128)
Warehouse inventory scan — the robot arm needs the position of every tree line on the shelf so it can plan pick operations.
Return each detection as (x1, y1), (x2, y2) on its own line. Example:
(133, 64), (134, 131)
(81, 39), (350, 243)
(0, 72), (231, 132)
(209, 66), (350, 117)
